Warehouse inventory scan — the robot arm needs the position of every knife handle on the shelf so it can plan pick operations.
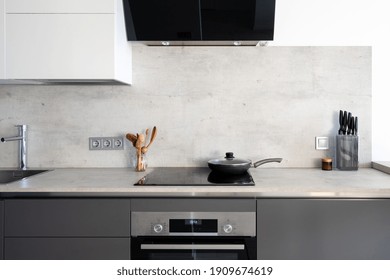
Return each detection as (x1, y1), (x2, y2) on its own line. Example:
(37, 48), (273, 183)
(349, 116), (354, 135)
(354, 117), (358, 135)
(343, 111), (348, 134)
(338, 110), (343, 135)
(339, 110), (343, 125)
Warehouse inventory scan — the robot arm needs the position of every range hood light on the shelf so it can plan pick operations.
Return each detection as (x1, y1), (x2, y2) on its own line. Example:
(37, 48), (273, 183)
(161, 41), (170, 46)
(256, 41), (269, 47)
(233, 41), (242, 46)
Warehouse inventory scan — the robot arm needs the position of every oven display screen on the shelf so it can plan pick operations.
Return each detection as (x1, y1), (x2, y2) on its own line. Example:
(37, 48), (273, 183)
(185, 219), (202, 225)
(170, 219), (217, 233)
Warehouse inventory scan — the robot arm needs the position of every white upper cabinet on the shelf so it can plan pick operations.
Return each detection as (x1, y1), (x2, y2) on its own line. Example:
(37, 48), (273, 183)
(1, 0), (5, 79)
(2, 0), (132, 85)
(6, 14), (115, 80)
(5, 0), (114, 14)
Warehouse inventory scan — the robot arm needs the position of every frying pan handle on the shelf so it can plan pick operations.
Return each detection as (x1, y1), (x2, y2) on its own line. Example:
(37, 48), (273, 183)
(253, 158), (283, 168)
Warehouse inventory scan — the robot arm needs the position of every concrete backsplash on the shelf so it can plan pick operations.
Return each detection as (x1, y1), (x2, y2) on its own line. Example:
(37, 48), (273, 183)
(0, 46), (371, 168)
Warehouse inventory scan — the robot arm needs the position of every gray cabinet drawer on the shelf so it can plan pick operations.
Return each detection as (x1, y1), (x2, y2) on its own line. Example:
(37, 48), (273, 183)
(5, 199), (130, 237)
(5, 238), (130, 260)
(0, 200), (3, 259)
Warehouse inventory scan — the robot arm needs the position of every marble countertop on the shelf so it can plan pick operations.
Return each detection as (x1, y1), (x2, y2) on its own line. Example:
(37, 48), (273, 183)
(1, 164), (390, 198)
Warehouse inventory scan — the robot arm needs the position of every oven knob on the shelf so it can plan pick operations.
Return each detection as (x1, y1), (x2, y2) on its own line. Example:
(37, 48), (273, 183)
(223, 224), (233, 234)
(153, 224), (164, 233)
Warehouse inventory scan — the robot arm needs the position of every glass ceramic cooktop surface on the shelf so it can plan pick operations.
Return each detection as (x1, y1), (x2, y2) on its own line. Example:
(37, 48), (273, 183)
(134, 167), (255, 186)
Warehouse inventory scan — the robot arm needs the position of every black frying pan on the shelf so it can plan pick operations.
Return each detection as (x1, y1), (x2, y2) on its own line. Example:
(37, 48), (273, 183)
(208, 152), (282, 175)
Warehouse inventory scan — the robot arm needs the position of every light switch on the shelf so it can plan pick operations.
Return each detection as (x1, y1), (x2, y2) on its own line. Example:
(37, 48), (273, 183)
(315, 137), (329, 150)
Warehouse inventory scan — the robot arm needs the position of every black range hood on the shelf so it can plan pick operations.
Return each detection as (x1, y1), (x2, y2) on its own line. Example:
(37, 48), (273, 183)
(122, 0), (276, 46)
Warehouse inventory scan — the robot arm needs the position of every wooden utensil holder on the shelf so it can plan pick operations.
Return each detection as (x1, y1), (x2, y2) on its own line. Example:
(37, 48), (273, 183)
(126, 126), (157, 172)
(136, 151), (147, 172)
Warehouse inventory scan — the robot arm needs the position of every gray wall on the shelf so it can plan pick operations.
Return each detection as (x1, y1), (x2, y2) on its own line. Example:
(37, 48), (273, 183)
(0, 46), (371, 168)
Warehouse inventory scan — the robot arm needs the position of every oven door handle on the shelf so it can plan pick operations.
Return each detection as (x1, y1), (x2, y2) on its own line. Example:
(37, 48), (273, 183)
(140, 244), (245, 250)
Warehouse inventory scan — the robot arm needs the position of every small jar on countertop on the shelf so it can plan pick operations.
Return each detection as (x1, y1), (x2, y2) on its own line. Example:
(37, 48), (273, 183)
(322, 158), (333, 171)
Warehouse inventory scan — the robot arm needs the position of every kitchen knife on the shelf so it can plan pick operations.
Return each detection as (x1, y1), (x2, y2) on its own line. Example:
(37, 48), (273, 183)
(347, 112), (352, 134)
(354, 117), (358, 135)
(338, 110), (343, 135)
(343, 111), (348, 134)
(349, 116), (354, 135)
(347, 112), (352, 125)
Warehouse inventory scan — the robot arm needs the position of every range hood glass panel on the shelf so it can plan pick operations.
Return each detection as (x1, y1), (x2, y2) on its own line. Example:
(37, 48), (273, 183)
(201, 0), (274, 40)
(123, 0), (275, 42)
(127, 0), (201, 41)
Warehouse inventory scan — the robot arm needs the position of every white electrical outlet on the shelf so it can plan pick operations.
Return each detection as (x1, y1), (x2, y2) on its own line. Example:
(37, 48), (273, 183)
(89, 137), (124, 150)
(90, 138), (101, 149)
(114, 138), (123, 148)
(102, 138), (112, 149)
(315, 137), (329, 150)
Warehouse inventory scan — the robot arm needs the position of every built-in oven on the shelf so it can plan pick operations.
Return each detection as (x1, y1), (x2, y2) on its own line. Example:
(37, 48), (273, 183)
(131, 211), (256, 260)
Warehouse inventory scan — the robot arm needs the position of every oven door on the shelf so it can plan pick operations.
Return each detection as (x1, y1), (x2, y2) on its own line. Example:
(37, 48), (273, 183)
(131, 236), (256, 260)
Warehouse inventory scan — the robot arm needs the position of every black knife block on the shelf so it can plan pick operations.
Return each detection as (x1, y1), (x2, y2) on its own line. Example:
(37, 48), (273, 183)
(336, 135), (359, 170)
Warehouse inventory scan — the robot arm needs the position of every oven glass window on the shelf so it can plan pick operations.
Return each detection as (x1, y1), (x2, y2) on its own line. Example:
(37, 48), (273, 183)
(131, 237), (256, 260)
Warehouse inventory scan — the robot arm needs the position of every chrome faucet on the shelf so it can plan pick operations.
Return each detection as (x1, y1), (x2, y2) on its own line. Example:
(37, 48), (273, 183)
(1, 125), (27, 169)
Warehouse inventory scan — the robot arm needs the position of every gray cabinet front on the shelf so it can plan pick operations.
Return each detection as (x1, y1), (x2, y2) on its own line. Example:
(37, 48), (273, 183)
(4, 198), (131, 260)
(5, 238), (130, 260)
(0, 200), (3, 260)
(5, 199), (130, 236)
(257, 199), (390, 259)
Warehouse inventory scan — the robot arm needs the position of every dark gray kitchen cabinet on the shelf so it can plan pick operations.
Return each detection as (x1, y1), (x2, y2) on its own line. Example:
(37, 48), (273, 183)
(4, 199), (131, 260)
(0, 200), (3, 260)
(5, 238), (130, 260)
(257, 199), (390, 259)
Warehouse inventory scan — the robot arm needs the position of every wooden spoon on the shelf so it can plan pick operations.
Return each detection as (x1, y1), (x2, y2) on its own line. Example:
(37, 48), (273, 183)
(125, 133), (137, 147)
(141, 126), (157, 154)
(141, 146), (148, 154)
(145, 128), (149, 141)
(135, 133), (145, 149)
(146, 126), (157, 149)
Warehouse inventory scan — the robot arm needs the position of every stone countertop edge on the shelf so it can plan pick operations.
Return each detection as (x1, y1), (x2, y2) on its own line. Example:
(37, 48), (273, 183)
(1, 165), (390, 198)
(372, 161), (390, 175)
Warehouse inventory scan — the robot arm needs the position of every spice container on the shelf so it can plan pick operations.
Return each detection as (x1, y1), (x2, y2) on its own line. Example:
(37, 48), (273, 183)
(322, 158), (332, 171)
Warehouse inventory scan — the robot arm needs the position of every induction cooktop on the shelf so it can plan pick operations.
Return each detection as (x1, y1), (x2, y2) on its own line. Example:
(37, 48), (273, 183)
(134, 167), (255, 186)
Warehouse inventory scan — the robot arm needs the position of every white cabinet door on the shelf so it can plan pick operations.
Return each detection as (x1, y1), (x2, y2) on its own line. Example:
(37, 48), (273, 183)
(6, 14), (115, 80)
(0, 0), (5, 79)
(5, 0), (114, 14)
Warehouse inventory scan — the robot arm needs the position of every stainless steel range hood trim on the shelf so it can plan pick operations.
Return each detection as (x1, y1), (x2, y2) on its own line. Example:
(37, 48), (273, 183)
(0, 79), (131, 85)
(134, 41), (269, 47)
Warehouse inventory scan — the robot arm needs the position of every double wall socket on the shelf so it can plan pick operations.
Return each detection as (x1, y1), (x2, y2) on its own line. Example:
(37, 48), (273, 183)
(89, 137), (124, 150)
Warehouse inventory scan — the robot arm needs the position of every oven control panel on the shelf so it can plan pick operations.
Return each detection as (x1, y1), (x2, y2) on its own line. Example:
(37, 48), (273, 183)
(131, 212), (256, 237)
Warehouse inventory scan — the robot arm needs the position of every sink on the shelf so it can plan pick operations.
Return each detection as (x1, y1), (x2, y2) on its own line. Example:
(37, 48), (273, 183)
(0, 169), (50, 184)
